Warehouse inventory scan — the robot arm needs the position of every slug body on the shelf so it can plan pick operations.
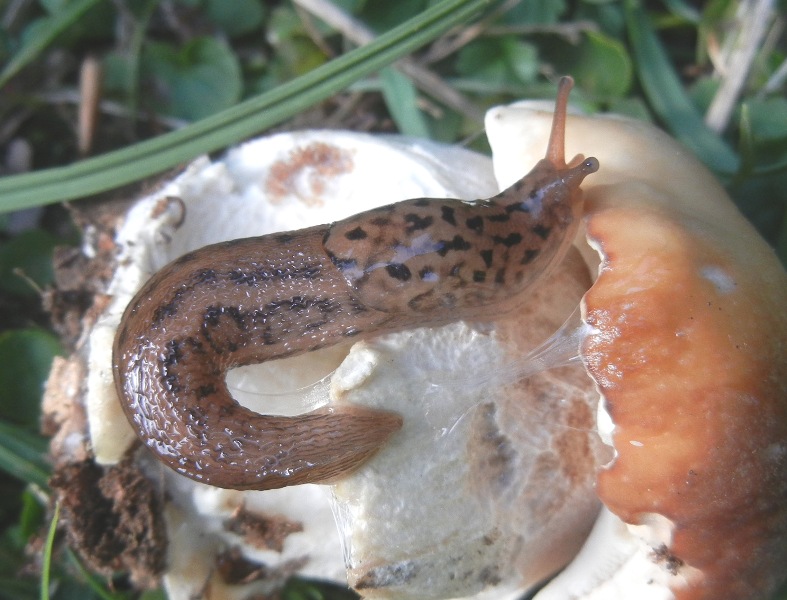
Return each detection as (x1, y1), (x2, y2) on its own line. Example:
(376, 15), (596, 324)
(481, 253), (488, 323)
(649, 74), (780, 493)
(113, 77), (598, 490)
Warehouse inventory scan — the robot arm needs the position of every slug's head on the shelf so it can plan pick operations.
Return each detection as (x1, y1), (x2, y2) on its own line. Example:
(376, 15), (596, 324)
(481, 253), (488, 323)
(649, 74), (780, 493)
(543, 76), (599, 201)
(494, 77), (598, 231)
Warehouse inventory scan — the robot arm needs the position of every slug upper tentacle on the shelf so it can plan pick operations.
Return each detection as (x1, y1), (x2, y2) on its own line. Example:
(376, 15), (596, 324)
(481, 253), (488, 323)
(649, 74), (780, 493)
(113, 76), (598, 491)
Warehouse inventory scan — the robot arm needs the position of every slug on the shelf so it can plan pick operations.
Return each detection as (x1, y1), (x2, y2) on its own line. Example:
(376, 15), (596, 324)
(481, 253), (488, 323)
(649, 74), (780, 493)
(113, 76), (598, 491)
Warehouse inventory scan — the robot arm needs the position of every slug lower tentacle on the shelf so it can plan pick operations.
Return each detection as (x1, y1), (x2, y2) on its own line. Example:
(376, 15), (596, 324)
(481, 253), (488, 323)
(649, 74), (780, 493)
(112, 76), (598, 490)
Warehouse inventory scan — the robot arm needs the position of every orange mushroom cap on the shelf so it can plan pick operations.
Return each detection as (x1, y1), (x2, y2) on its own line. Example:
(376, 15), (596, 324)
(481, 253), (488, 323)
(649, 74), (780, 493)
(581, 124), (787, 599)
(487, 108), (787, 599)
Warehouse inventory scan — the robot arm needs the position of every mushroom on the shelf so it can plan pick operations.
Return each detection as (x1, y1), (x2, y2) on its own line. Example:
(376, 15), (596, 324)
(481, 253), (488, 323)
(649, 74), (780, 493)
(47, 86), (787, 600)
(483, 104), (787, 599)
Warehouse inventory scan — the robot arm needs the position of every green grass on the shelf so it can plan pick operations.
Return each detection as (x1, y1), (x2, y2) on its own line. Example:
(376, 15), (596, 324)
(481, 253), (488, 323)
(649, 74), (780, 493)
(0, 0), (784, 598)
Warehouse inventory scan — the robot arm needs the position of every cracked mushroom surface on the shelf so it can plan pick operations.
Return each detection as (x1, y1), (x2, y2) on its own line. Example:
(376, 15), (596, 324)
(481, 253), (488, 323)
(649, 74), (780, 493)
(485, 104), (787, 599)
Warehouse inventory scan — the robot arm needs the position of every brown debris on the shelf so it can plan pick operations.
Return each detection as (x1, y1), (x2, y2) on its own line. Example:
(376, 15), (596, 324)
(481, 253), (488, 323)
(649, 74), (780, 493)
(225, 505), (304, 553)
(41, 355), (90, 464)
(49, 459), (168, 588)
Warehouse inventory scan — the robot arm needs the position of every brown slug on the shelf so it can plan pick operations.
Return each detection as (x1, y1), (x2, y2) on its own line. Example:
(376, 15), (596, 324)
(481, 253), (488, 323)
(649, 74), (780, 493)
(112, 76), (598, 491)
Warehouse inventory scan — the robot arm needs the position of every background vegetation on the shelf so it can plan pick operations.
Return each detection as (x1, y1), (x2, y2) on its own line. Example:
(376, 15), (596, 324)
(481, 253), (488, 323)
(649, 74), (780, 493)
(0, 0), (784, 598)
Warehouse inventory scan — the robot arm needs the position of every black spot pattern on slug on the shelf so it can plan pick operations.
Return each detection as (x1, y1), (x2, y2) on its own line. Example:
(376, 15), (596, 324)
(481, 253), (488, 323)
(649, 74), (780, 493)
(419, 266), (435, 280)
(533, 224), (552, 240)
(203, 306), (222, 328)
(162, 339), (183, 368)
(473, 270), (486, 283)
(159, 340), (185, 392)
(493, 233), (523, 248)
(371, 216), (392, 227)
(195, 268), (217, 284)
(345, 226), (368, 241)
(436, 235), (472, 257)
(506, 202), (530, 214)
(486, 213), (510, 223)
(275, 233), (296, 244)
(331, 256), (358, 272)
(153, 297), (180, 325)
(386, 263), (412, 281)
(480, 249), (494, 268)
(229, 268), (272, 285)
(465, 215), (484, 234)
(197, 383), (216, 398)
(441, 205), (456, 226)
(229, 263), (323, 285)
(404, 214), (434, 233)
(521, 249), (539, 265)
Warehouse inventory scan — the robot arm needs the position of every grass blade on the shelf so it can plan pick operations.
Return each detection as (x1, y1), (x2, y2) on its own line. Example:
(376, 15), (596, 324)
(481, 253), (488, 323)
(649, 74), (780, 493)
(0, 421), (50, 489)
(0, 0), (105, 88)
(40, 502), (59, 600)
(0, 0), (496, 213)
(624, 0), (739, 174)
(379, 67), (432, 138)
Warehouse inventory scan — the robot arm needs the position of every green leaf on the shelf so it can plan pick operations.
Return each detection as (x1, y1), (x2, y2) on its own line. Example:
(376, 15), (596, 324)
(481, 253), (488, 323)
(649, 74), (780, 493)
(0, 578), (38, 600)
(0, 230), (62, 297)
(266, 6), (328, 78)
(456, 38), (509, 84)
(18, 489), (45, 540)
(503, 0), (566, 24)
(624, 0), (739, 174)
(143, 37), (243, 121)
(281, 577), (360, 600)
(0, 0), (105, 88)
(544, 30), (632, 100)
(661, 0), (701, 23)
(359, 0), (428, 32)
(0, 329), (63, 427)
(379, 67), (431, 138)
(778, 203), (787, 267)
(744, 97), (787, 141)
(0, 420), (50, 488)
(0, 0), (496, 213)
(574, 31), (632, 99)
(456, 38), (538, 86)
(204, 0), (265, 37)
(504, 38), (538, 84)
